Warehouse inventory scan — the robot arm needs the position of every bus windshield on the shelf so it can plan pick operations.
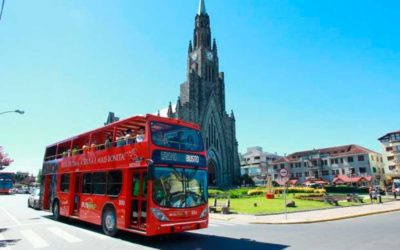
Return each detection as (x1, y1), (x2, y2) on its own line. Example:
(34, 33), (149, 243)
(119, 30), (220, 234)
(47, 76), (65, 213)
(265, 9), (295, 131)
(151, 122), (204, 152)
(152, 167), (207, 208)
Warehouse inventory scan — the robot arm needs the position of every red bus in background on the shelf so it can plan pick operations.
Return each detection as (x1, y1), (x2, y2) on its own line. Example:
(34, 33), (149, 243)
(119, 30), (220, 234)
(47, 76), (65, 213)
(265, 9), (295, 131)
(40, 114), (208, 236)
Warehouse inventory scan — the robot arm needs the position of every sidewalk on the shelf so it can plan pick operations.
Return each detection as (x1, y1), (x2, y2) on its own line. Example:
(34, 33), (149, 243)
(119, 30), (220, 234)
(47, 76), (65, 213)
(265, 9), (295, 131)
(210, 200), (400, 224)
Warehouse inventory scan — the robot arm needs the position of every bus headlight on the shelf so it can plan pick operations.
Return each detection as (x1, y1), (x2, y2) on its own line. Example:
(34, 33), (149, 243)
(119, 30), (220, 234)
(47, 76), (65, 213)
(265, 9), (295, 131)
(199, 207), (208, 218)
(151, 208), (169, 221)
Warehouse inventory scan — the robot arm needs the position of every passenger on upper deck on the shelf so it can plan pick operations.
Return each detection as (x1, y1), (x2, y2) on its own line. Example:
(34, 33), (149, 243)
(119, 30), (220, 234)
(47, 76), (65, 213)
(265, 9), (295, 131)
(82, 143), (90, 153)
(105, 134), (113, 149)
(136, 127), (145, 143)
(72, 146), (79, 155)
(90, 141), (97, 151)
(116, 132), (126, 147)
(125, 129), (135, 144)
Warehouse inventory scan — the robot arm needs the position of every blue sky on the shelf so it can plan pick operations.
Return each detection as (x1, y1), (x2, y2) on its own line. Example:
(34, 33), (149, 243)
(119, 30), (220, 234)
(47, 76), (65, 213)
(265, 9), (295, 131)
(1, 0), (399, 174)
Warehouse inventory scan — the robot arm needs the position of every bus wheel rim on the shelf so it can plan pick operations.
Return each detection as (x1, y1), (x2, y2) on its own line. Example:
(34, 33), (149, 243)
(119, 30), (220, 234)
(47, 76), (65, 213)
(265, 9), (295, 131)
(54, 203), (58, 215)
(105, 213), (115, 230)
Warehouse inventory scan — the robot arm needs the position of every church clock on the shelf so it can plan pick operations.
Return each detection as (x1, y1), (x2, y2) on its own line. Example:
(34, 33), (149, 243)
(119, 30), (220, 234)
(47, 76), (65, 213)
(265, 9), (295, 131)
(206, 51), (213, 61)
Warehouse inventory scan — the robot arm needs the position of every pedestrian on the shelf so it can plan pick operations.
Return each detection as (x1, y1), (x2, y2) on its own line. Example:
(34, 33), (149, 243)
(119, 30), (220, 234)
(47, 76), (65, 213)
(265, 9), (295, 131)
(393, 183), (397, 200)
(369, 186), (374, 204)
(377, 187), (382, 203)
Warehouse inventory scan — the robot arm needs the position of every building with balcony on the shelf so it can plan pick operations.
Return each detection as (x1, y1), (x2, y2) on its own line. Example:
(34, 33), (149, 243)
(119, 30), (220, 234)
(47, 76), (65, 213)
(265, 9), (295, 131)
(239, 146), (282, 185)
(378, 130), (400, 178)
(271, 144), (385, 186)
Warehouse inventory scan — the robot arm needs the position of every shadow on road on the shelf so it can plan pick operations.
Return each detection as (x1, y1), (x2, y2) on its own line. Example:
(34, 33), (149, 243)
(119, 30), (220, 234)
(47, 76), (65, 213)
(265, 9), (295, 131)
(0, 228), (21, 248)
(118, 231), (289, 250)
(41, 215), (288, 250)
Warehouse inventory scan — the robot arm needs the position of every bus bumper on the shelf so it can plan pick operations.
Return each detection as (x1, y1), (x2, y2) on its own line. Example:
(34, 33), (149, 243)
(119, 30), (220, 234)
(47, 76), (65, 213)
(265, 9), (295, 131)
(149, 219), (208, 236)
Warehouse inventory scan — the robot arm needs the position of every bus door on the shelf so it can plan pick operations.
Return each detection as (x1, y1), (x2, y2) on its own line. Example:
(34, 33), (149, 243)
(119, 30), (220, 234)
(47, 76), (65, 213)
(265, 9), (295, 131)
(73, 173), (82, 215)
(43, 175), (56, 210)
(130, 170), (147, 230)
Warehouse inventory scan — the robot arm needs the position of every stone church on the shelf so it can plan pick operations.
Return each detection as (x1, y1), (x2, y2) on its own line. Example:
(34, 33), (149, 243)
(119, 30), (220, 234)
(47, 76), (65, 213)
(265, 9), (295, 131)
(166, 0), (241, 187)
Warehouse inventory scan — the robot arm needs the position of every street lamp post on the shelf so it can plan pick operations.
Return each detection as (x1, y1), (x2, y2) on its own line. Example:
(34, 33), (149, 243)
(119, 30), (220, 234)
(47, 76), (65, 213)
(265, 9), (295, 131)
(0, 109), (25, 115)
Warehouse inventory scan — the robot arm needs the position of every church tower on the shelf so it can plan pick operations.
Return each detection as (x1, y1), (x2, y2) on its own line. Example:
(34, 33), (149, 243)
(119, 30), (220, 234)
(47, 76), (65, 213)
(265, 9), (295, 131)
(169, 0), (240, 187)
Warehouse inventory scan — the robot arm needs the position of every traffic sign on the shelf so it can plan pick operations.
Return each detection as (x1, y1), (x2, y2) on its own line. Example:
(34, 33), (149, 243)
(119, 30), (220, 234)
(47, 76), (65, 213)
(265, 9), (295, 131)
(279, 168), (288, 178)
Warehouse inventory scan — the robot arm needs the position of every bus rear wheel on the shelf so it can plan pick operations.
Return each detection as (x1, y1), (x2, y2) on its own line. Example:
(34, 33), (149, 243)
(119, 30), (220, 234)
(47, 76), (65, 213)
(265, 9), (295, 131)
(52, 200), (61, 221)
(102, 207), (118, 236)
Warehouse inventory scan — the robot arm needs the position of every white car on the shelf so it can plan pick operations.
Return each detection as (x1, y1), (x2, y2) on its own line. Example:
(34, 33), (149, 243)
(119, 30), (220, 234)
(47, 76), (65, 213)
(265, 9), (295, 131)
(28, 188), (41, 209)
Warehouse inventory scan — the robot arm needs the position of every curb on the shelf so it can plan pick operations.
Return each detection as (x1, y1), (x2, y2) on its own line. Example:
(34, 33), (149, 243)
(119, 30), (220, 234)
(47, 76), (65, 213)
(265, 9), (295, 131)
(248, 208), (400, 225)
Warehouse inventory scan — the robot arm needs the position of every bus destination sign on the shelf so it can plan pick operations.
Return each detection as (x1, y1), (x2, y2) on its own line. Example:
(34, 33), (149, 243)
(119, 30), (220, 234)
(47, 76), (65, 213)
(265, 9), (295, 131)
(152, 150), (206, 167)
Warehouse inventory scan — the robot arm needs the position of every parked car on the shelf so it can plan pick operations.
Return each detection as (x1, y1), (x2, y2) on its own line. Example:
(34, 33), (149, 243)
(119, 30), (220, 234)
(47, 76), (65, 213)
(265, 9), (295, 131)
(16, 187), (30, 194)
(28, 188), (41, 209)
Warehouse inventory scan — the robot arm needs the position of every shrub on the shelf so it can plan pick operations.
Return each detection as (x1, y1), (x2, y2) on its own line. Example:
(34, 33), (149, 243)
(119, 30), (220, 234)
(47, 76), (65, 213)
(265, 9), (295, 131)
(274, 187), (318, 194)
(313, 188), (326, 194)
(228, 188), (251, 198)
(208, 189), (228, 198)
(325, 185), (369, 194)
(247, 189), (265, 196)
(294, 193), (324, 199)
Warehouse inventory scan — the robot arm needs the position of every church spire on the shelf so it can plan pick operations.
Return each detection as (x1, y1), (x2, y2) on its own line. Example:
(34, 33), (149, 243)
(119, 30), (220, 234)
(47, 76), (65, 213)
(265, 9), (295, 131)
(167, 102), (173, 118)
(188, 40), (193, 53)
(193, 0), (211, 49)
(212, 38), (217, 52)
(198, 0), (207, 15)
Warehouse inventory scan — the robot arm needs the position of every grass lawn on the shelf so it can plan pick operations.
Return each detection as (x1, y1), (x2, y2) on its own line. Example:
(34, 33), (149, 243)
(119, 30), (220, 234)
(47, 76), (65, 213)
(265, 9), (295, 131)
(209, 194), (334, 214)
(209, 194), (397, 214)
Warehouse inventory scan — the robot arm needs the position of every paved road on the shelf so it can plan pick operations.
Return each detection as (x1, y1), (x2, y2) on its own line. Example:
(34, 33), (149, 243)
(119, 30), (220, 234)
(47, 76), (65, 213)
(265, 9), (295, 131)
(1, 194), (399, 250)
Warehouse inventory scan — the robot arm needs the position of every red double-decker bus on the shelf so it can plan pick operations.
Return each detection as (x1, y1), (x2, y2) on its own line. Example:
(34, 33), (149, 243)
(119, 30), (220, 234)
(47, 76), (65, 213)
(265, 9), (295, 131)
(40, 114), (208, 236)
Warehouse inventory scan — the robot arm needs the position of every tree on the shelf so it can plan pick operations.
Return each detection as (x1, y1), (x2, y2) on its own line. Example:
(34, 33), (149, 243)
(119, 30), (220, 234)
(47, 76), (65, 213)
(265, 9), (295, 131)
(36, 169), (42, 183)
(0, 146), (14, 170)
(240, 174), (255, 186)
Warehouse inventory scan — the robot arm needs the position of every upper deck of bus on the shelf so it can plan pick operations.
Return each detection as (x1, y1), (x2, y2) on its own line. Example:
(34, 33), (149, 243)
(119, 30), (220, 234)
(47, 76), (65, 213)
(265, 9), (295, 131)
(42, 114), (203, 162)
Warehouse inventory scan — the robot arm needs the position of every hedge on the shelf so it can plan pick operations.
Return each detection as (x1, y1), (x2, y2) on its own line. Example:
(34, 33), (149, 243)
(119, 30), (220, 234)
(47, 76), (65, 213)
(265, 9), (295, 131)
(325, 185), (369, 194)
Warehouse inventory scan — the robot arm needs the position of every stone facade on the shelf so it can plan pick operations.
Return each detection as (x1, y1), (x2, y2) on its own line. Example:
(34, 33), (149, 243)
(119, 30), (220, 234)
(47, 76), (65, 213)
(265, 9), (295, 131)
(167, 0), (241, 187)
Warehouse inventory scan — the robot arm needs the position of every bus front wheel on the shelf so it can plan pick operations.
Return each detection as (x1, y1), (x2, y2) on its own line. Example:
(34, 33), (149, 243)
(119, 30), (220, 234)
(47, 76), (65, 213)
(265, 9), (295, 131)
(52, 200), (61, 221)
(102, 207), (118, 236)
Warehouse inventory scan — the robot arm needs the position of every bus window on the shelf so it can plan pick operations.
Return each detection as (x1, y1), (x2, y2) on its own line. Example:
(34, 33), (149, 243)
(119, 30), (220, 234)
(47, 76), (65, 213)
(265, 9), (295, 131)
(82, 173), (92, 194)
(132, 174), (140, 197)
(60, 174), (70, 193)
(150, 121), (204, 152)
(107, 171), (122, 196)
(93, 172), (106, 195)
(44, 146), (57, 161)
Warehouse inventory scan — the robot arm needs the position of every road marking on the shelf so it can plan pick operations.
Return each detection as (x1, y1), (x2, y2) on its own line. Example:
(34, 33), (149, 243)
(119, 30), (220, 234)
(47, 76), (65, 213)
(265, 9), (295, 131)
(0, 207), (22, 226)
(208, 221), (238, 228)
(47, 227), (82, 243)
(75, 227), (108, 239)
(20, 229), (49, 249)
(0, 233), (12, 250)
(211, 221), (235, 226)
(4, 221), (53, 229)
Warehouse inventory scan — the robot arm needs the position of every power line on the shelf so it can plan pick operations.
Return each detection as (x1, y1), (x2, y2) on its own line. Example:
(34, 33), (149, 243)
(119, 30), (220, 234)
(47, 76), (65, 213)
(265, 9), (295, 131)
(0, 0), (5, 21)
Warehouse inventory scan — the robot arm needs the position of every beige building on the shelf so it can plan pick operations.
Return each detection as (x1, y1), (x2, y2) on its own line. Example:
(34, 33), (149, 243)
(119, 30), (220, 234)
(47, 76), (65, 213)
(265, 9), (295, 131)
(271, 144), (385, 185)
(378, 130), (400, 178)
(240, 147), (282, 185)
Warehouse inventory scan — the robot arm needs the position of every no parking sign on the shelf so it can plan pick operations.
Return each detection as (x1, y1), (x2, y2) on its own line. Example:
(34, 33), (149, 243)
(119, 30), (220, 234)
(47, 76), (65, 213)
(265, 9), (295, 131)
(279, 168), (288, 178)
